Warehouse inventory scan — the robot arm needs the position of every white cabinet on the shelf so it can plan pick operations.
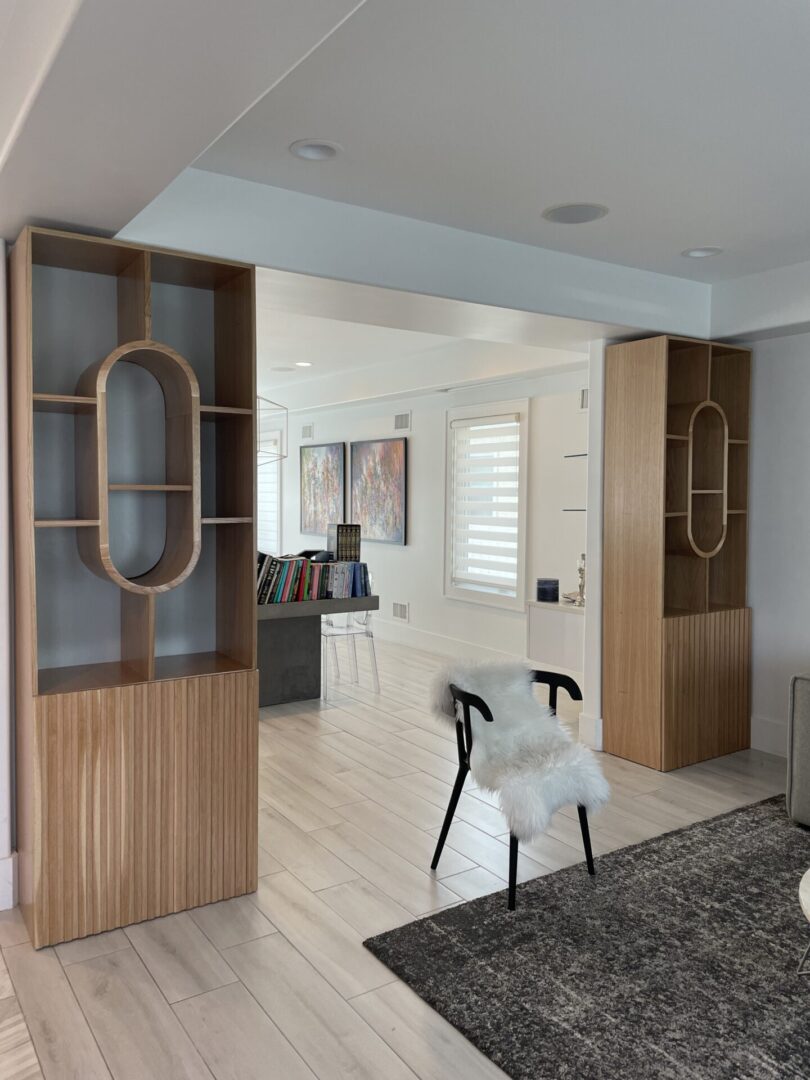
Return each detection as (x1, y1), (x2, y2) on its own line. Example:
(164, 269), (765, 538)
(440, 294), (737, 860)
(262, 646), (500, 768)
(526, 600), (584, 677)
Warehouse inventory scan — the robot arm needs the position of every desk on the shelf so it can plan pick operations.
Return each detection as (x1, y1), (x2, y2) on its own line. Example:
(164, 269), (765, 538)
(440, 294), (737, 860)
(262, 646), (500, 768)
(257, 596), (380, 706)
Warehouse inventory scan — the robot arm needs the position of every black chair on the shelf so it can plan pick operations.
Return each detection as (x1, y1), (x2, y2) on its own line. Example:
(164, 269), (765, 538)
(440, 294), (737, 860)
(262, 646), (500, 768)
(430, 670), (595, 910)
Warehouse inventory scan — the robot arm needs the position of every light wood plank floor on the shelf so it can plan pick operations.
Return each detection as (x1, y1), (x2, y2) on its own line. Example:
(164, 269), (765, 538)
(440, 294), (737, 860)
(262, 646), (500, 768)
(0, 640), (786, 1080)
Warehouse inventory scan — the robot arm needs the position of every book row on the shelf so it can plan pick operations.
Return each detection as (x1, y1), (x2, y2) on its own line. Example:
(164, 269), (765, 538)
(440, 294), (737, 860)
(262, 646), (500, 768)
(257, 554), (372, 604)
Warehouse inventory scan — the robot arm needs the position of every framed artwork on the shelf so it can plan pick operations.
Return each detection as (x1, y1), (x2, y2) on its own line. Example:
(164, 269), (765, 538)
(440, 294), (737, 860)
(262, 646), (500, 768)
(350, 437), (407, 545)
(300, 442), (345, 536)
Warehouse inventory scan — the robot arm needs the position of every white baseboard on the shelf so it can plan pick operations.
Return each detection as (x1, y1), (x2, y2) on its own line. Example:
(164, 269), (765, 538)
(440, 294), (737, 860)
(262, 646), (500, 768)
(751, 714), (788, 758)
(579, 713), (603, 751)
(371, 617), (521, 663)
(0, 853), (17, 911)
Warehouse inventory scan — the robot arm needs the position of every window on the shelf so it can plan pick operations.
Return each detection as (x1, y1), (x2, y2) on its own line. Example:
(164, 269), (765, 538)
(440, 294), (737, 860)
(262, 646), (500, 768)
(257, 433), (282, 554)
(444, 400), (528, 610)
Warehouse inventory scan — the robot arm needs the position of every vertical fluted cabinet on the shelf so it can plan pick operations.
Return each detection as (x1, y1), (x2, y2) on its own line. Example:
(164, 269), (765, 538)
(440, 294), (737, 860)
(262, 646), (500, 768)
(603, 336), (751, 771)
(10, 228), (258, 946)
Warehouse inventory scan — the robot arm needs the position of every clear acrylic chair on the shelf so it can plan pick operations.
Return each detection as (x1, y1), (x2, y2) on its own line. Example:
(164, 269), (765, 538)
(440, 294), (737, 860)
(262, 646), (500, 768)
(321, 608), (380, 701)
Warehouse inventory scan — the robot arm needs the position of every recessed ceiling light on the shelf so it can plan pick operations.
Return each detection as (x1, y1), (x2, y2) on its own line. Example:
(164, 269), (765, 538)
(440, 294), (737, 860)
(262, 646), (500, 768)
(289, 139), (340, 161)
(270, 365), (294, 373)
(682, 247), (723, 258)
(295, 361), (313, 368)
(541, 202), (609, 225)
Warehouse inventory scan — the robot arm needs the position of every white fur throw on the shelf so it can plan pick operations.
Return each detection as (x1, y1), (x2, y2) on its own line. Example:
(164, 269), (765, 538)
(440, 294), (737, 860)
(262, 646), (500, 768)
(432, 661), (610, 842)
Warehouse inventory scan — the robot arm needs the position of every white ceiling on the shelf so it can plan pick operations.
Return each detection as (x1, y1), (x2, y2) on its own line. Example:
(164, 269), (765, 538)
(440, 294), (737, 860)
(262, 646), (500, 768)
(258, 309), (457, 390)
(198, 0), (810, 284)
(256, 266), (596, 409)
(0, 0), (363, 238)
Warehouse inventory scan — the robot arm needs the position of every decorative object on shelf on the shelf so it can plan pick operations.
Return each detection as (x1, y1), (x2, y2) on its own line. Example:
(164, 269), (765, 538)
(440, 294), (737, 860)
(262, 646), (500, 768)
(603, 335), (751, 772)
(536, 578), (559, 603)
(257, 395), (288, 467)
(327, 522), (360, 561)
(300, 442), (344, 535)
(576, 552), (586, 607)
(350, 437), (407, 545)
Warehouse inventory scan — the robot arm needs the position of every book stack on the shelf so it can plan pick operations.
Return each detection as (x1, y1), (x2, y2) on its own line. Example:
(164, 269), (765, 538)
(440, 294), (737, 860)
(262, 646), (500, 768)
(257, 554), (372, 604)
(326, 523), (361, 561)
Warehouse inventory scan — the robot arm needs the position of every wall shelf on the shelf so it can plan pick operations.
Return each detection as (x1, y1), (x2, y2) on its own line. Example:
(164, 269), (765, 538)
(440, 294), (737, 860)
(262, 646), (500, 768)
(34, 519), (99, 528)
(32, 393), (96, 413)
(200, 404), (253, 420)
(108, 483), (193, 492)
(201, 517), (253, 525)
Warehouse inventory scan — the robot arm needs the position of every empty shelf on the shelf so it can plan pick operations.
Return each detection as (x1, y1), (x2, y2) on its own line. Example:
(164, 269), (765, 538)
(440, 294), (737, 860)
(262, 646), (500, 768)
(33, 393), (96, 413)
(109, 484), (192, 492)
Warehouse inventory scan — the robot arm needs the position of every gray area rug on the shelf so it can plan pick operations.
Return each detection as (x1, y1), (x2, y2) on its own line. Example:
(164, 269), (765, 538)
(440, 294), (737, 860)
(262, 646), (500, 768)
(365, 797), (810, 1080)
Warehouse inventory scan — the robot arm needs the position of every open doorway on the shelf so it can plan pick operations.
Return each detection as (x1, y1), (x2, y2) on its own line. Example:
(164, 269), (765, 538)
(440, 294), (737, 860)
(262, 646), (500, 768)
(255, 267), (600, 722)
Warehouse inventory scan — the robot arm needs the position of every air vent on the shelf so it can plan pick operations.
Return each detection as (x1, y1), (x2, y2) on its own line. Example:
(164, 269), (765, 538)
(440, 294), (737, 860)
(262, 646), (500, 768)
(392, 602), (409, 622)
(579, 388), (589, 411)
(301, 423), (314, 440)
(394, 412), (411, 432)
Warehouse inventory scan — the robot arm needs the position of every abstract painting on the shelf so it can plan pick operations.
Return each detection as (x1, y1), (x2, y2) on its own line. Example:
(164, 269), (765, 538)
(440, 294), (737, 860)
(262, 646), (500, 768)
(300, 443), (345, 535)
(350, 437), (407, 545)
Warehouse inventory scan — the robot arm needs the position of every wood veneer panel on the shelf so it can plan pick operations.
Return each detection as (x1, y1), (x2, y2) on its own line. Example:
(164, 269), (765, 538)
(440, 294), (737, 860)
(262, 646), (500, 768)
(121, 593), (155, 681)
(27, 669), (258, 947)
(710, 345), (751, 442)
(603, 338), (667, 769)
(117, 251), (151, 342)
(662, 608), (751, 770)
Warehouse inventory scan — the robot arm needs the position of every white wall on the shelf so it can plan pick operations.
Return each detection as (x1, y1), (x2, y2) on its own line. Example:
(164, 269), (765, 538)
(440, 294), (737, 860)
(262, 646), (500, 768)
(747, 330), (810, 756)
(281, 366), (588, 661)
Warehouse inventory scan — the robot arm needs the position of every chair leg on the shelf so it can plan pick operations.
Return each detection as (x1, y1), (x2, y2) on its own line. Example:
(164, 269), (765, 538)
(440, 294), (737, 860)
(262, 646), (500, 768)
(367, 635), (380, 694)
(578, 804), (595, 875)
(329, 638), (340, 683)
(430, 764), (468, 870)
(321, 638), (329, 702)
(347, 635), (359, 684)
(508, 834), (518, 910)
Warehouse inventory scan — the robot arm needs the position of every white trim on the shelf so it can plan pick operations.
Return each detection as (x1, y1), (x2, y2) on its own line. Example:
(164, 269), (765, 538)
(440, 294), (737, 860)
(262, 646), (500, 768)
(750, 715), (788, 759)
(0, 853), (17, 911)
(443, 398), (529, 613)
(579, 713), (604, 752)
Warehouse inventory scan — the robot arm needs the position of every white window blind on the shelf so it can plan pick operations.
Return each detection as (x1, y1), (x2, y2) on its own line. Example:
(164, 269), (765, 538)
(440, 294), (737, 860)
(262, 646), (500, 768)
(257, 433), (281, 555)
(448, 413), (521, 598)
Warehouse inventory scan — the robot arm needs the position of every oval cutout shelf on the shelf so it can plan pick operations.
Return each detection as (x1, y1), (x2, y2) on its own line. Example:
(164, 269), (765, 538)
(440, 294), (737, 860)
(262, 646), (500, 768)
(686, 401), (728, 558)
(75, 340), (201, 594)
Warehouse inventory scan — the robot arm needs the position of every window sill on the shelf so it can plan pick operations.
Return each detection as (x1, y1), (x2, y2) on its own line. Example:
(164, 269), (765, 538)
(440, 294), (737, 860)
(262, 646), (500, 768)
(444, 584), (527, 613)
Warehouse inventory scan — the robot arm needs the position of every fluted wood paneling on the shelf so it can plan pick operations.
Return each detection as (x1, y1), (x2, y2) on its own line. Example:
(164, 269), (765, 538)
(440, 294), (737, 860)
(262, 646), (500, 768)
(27, 670), (257, 948)
(662, 608), (751, 770)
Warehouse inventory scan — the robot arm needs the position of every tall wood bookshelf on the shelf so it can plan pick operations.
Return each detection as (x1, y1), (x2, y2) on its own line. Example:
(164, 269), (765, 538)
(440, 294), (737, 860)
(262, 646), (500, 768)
(10, 227), (258, 946)
(603, 336), (751, 771)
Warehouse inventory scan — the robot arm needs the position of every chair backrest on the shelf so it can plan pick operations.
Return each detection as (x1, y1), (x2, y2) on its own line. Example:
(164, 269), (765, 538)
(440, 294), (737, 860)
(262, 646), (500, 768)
(447, 670), (583, 766)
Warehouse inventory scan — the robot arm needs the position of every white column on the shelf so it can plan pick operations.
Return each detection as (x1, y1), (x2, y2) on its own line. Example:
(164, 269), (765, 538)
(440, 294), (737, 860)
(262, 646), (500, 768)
(580, 339), (605, 750)
(0, 241), (15, 907)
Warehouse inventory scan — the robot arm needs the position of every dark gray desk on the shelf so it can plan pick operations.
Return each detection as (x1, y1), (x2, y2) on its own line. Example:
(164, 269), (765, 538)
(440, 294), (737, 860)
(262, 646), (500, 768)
(257, 596), (380, 706)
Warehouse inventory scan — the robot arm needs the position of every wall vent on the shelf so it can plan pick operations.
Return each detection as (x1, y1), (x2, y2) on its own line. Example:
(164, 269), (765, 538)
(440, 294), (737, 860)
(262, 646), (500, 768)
(301, 423), (314, 440)
(394, 411), (412, 432)
(392, 601), (409, 622)
(579, 388), (589, 412)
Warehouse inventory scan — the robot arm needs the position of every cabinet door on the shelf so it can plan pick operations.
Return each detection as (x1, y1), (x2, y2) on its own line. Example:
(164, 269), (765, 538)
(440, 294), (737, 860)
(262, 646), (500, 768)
(662, 608), (751, 770)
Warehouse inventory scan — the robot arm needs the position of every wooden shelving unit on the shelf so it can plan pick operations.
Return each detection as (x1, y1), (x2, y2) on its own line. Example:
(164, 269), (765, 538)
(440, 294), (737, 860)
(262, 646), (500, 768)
(10, 227), (258, 947)
(603, 335), (751, 771)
